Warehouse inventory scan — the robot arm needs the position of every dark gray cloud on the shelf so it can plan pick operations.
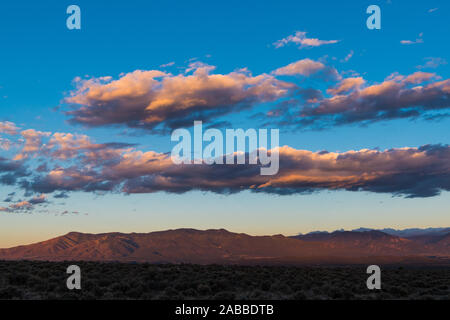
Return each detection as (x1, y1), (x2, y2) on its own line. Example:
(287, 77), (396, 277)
(0, 157), (29, 186)
(53, 192), (69, 199)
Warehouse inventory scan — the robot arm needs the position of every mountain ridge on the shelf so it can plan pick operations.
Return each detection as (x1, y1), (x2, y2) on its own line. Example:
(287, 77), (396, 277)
(1, 228), (449, 265)
(299, 227), (450, 238)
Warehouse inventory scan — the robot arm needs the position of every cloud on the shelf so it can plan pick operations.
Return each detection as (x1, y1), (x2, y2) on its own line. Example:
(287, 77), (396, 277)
(46, 132), (134, 161)
(428, 8), (438, 13)
(272, 59), (341, 81)
(1, 126), (137, 192)
(3, 192), (15, 203)
(160, 61), (175, 68)
(64, 64), (294, 132)
(29, 194), (47, 204)
(326, 77), (365, 95)
(0, 121), (20, 135)
(341, 50), (354, 63)
(9, 130), (134, 164)
(401, 33), (423, 45)
(0, 194), (47, 213)
(274, 31), (339, 49)
(53, 192), (69, 199)
(2, 122), (449, 199)
(417, 57), (447, 69)
(0, 138), (12, 150)
(10, 128), (448, 198)
(0, 156), (28, 186)
(13, 129), (51, 160)
(63, 61), (448, 133)
(270, 71), (450, 128)
(272, 59), (325, 76)
(403, 72), (438, 84)
(6, 125), (450, 200)
(400, 40), (423, 45)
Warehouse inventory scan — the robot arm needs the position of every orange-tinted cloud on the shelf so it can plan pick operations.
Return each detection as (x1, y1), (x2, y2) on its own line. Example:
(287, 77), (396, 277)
(326, 77), (365, 95)
(272, 59), (340, 81)
(21, 140), (450, 198)
(2, 120), (449, 200)
(65, 64), (294, 132)
(13, 129), (51, 161)
(273, 71), (450, 128)
(0, 121), (20, 135)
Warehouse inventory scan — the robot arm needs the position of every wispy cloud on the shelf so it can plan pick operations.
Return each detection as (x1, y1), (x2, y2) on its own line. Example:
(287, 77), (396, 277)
(401, 33), (423, 45)
(274, 31), (339, 49)
(417, 57), (447, 69)
(340, 50), (354, 63)
(160, 61), (175, 68)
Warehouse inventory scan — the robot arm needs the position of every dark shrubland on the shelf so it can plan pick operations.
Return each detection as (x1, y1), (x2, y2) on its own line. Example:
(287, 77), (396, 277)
(0, 260), (448, 300)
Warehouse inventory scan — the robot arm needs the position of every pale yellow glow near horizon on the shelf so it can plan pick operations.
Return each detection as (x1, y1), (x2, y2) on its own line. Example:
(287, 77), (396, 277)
(1, 190), (449, 249)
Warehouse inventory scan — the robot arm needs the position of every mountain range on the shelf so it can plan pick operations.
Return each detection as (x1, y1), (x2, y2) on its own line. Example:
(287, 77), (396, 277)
(326, 227), (450, 238)
(0, 227), (449, 265)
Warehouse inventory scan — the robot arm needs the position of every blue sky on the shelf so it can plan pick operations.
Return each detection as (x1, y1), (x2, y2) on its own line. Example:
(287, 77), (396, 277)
(0, 0), (449, 247)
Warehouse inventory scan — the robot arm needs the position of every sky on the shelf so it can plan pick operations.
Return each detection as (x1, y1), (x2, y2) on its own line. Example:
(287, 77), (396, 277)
(0, 0), (449, 247)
